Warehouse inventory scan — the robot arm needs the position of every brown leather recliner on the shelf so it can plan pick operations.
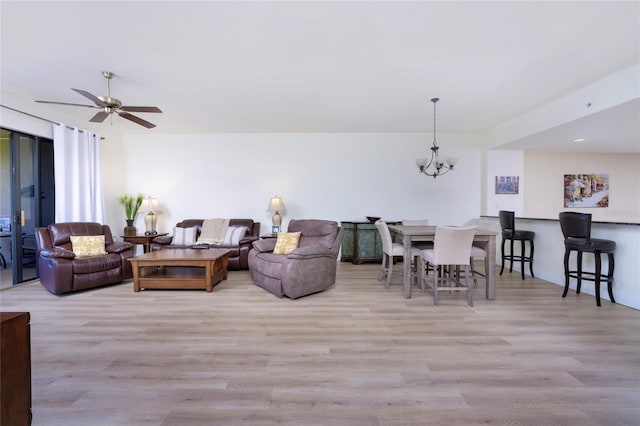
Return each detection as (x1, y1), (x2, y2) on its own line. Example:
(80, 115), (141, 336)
(35, 222), (134, 295)
(150, 219), (260, 270)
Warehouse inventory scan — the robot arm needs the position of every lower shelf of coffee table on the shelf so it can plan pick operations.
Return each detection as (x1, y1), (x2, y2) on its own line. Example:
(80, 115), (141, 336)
(137, 266), (224, 290)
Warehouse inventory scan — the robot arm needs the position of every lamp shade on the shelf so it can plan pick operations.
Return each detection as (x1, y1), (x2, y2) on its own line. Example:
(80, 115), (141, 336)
(267, 196), (286, 212)
(141, 197), (160, 213)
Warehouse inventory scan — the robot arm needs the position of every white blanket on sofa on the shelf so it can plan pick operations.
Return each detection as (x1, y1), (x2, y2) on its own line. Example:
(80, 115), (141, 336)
(196, 218), (229, 245)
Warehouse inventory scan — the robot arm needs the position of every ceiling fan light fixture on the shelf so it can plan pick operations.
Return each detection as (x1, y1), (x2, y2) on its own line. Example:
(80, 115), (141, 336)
(98, 96), (122, 108)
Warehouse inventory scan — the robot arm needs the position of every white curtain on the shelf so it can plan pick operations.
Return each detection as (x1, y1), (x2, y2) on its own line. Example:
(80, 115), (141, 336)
(53, 124), (105, 223)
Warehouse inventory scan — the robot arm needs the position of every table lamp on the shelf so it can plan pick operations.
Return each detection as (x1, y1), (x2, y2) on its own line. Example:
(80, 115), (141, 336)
(267, 196), (286, 233)
(141, 197), (160, 235)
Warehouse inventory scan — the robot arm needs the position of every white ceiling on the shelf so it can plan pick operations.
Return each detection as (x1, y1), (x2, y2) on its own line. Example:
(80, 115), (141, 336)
(1, 1), (638, 151)
(499, 98), (640, 153)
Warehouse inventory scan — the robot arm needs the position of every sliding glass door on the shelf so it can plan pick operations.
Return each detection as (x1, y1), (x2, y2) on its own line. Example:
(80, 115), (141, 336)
(0, 128), (54, 287)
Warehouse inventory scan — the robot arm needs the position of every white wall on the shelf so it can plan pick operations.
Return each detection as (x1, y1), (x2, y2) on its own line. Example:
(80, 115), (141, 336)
(486, 150), (525, 216)
(107, 132), (482, 236)
(525, 152), (640, 222)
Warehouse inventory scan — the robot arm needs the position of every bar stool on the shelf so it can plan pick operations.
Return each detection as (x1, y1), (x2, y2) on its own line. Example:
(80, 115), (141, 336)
(559, 212), (615, 306)
(499, 210), (535, 280)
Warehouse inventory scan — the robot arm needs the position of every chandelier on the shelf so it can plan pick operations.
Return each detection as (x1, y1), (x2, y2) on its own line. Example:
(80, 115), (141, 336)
(415, 97), (457, 178)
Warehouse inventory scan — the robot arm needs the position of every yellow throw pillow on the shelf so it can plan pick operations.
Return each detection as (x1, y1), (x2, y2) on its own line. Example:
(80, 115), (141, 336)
(273, 232), (301, 255)
(70, 235), (107, 257)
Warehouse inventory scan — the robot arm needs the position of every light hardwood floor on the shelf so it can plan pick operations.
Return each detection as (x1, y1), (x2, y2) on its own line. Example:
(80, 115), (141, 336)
(1, 262), (639, 426)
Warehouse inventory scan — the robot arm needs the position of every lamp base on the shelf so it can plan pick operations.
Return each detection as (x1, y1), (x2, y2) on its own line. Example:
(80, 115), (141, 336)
(144, 212), (157, 235)
(272, 211), (282, 227)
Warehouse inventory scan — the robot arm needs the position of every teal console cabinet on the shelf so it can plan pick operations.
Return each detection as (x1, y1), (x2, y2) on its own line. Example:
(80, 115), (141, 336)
(341, 220), (399, 264)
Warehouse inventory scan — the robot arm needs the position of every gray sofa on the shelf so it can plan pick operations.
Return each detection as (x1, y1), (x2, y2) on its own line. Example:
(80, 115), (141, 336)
(248, 219), (343, 299)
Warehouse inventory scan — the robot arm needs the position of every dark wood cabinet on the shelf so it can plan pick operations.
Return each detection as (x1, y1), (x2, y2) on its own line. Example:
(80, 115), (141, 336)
(1, 312), (32, 426)
(341, 221), (399, 264)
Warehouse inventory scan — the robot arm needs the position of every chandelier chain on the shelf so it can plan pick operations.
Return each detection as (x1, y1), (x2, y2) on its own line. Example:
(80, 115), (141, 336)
(432, 97), (438, 147)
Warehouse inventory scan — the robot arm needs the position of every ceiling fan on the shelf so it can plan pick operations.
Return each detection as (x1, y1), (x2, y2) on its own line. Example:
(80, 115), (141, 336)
(35, 71), (162, 128)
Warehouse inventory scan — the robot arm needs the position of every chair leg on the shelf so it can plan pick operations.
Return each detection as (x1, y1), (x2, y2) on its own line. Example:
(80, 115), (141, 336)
(529, 240), (535, 278)
(378, 254), (387, 281)
(576, 252), (583, 294)
(419, 257), (426, 293)
(452, 265), (461, 293)
(385, 256), (394, 289)
(607, 253), (616, 304)
(520, 239), (526, 280)
(594, 251), (602, 307)
(562, 249), (571, 298)
(433, 266), (439, 306)
(470, 257), (479, 288)
(465, 265), (473, 307)
(509, 239), (515, 273)
(500, 238), (506, 275)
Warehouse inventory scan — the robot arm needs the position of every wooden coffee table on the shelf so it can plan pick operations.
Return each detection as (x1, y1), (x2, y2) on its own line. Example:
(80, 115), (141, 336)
(128, 249), (231, 292)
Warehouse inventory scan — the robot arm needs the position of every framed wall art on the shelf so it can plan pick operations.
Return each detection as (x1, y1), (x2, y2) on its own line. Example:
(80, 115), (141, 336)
(495, 176), (519, 194)
(564, 174), (609, 208)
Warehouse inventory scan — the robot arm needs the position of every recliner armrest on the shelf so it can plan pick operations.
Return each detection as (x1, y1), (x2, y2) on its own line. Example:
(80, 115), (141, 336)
(252, 238), (276, 253)
(286, 245), (335, 259)
(106, 241), (133, 253)
(153, 235), (173, 245)
(40, 248), (75, 259)
(239, 236), (259, 245)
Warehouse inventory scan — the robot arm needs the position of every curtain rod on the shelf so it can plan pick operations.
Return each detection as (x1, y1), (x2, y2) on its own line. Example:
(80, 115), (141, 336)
(1, 104), (105, 139)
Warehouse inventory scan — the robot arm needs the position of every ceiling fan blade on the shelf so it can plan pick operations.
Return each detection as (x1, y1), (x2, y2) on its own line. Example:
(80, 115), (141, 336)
(118, 112), (156, 129)
(71, 88), (105, 106)
(35, 100), (98, 108)
(120, 106), (162, 113)
(89, 111), (110, 123)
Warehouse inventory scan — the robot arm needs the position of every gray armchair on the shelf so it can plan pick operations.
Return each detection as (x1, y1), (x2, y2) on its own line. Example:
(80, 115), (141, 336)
(248, 219), (343, 299)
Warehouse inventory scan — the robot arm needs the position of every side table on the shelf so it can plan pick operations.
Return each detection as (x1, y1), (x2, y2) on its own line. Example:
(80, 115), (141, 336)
(122, 233), (168, 254)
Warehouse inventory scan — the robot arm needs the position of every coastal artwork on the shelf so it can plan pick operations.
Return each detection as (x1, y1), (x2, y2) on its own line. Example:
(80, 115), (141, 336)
(564, 174), (609, 208)
(495, 176), (519, 194)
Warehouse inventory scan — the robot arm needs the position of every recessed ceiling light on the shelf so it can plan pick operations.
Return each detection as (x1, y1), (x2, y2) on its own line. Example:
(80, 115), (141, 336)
(573, 138), (586, 142)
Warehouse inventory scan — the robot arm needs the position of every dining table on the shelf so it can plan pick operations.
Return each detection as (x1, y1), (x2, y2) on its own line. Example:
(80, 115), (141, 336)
(387, 224), (498, 300)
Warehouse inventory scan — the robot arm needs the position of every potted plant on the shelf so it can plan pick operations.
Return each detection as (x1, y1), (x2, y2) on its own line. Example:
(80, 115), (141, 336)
(119, 193), (145, 236)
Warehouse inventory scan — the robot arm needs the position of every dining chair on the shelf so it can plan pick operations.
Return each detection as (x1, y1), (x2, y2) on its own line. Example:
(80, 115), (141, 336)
(465, 219), (501, 287)
(419, 226), (476, 306)
(375, 220), (421, 289)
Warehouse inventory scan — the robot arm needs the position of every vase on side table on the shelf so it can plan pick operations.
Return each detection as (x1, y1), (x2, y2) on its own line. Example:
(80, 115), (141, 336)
(124, 220), (136, 237)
